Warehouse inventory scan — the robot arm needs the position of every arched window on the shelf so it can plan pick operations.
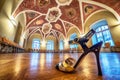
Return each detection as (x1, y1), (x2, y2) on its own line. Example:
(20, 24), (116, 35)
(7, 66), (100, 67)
(46, 40), (54, 50)
(59, 39), (64, 50)
(91, 19), (114, 47)
(32, 38), (40, 49)
(70, 33), (78, 49)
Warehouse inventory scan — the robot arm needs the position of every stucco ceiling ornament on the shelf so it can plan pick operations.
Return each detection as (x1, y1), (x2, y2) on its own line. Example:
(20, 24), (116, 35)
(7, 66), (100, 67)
(28, 12), (36, 18)
(65, 8), (76, 19)
(39, 0), (50, 7)
(55, 23), (62, 30)
(84, 5), (94, 15)
(36, 19), (44, 25)
(56, 0), (72, 6)
(46, 7), (62, 22)
(42, 23), (52, 34)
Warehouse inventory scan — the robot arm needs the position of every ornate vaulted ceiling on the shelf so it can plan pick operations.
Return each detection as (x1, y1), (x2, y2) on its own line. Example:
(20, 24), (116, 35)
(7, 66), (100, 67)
(13, 0), (120, 39)
(93, 0), (120, 15)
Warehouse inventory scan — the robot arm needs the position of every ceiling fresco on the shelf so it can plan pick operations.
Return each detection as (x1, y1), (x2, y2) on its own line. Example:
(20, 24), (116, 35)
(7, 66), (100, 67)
(92, 0), (120, 15)
(13, 0), (120, 39)
(25, 12), (40, 25)
(82, 2), (103, 22)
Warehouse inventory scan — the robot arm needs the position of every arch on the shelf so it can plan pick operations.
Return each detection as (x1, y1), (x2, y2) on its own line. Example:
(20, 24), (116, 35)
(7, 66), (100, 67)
(26, 33), (42, 49)
(46, 35), (57, 51)
(70, 33), (77, 40)
(46, 30), (58, 40)
(67, 27), (80, 39)
(67, 27), (80, 51)
(82, 0), (120, 23)
(27, 28), (43, 40)
(84, 10), (119, 33)
(58, 33), (65, 41)
(84, 10), (119, 46)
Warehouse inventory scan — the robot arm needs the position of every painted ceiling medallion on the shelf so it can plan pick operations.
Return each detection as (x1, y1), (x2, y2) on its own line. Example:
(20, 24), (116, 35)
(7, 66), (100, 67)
(84, 5), (94, 14)
(36, 19), (44, 25)
(46, 7), (62, 22)
(55, 24), (62, 30)
(39, 0), (50, 7)
(56, 0), (72, 6)
(65, 8), (76, 19)
(64, 22), (73, 30)
(42, 23), (52, 34)
(28, 12), (36, 18)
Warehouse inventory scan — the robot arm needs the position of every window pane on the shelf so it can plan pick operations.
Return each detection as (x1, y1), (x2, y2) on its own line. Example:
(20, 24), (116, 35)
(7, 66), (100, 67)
(101, 26), (105, 30)
(70, 33), (78, 49)
(70, 33), (77, 40)
(95, 27), (114, 46)
(92, 22), (114, 46)
(104, 25), (108, 29)
(32, 39), (40, 49)
(91, 20), (114, 47)
(103, 30), (110, 41)
(47, 40), (54, 50)
(59, 40), (64, 50)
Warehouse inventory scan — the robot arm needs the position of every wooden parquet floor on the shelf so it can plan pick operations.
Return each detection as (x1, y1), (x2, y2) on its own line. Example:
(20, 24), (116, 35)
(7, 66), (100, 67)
(0, 52), (120, 80)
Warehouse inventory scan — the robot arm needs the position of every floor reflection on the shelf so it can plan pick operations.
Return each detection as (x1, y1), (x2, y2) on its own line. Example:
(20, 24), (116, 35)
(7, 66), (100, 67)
(0, 52), (120, 80)
(30, 53), (40, 70)
(39, 53), (45, 70)
(100, 52), (120, 79)
(46, 53), (53, 63)
(15, 54), (22, 75)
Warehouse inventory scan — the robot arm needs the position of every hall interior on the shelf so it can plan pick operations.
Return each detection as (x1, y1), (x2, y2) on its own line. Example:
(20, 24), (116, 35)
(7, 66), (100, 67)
(0, 0), (120, 80)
